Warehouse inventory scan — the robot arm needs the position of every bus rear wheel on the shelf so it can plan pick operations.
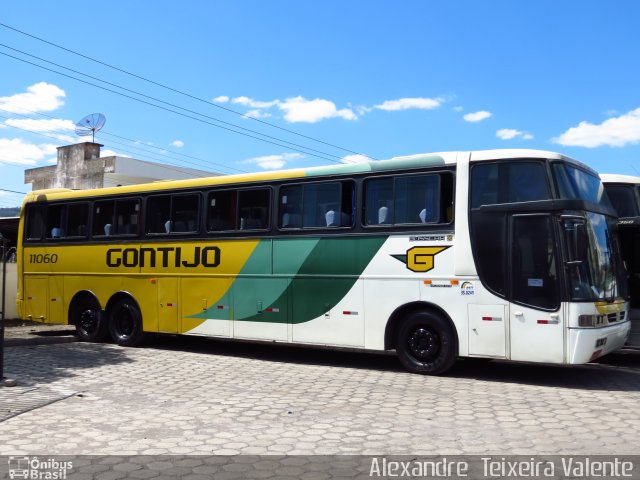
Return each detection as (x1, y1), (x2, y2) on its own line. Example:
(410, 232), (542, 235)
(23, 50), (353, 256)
(108, 298), (145, 347)
(395, 311), (456, 375)
(73, 297), (109, 342)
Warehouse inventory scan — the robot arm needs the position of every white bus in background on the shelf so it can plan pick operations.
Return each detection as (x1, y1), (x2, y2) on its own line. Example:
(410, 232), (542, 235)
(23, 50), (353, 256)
(601, 173), (640, 347)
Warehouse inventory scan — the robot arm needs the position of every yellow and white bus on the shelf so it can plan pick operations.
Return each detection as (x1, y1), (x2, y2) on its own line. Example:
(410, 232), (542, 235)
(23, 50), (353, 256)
(17, 149), (630, 374)
(601, 173), (640, 347)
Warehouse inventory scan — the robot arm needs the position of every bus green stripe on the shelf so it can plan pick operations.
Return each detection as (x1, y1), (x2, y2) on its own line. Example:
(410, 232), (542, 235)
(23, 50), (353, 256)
(190, 236), (387, 323)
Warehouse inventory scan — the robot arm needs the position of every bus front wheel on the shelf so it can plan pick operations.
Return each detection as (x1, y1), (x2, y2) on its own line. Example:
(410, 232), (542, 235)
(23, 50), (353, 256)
(108, 298), (145, 347)
(73, 296), (109, 343)
(395, 311), (456, 375)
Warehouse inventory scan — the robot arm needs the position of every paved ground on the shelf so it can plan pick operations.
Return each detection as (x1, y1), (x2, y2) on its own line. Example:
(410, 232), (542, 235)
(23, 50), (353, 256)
(1, 324), (639, 458)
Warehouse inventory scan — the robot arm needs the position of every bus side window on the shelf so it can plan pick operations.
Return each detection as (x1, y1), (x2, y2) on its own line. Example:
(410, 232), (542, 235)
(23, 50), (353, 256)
(364, 177), (394, 225)
(115, 199), (140, 235)
(26, 205), (46, 241)
(146, 196), (171, 234)
(67, 203), (89, 237)
(207, 190), (237, 231)
(280, 186), (302, 229)
(172, 195), (199, 233)
(93, 201), (115, 237)
(238, 189), (270, 230)
(46, 204), (66, 239)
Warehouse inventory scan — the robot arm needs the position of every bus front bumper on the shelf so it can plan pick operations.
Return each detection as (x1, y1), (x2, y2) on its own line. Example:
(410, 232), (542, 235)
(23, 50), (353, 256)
(568, 321), (631, 364)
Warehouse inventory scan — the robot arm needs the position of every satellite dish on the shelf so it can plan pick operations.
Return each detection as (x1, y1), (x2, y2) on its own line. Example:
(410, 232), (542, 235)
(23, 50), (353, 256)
(75, 113), (106, 142)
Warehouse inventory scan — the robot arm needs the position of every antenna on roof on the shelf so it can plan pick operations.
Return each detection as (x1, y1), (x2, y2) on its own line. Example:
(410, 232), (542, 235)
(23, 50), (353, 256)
(75, 113), (106, 142)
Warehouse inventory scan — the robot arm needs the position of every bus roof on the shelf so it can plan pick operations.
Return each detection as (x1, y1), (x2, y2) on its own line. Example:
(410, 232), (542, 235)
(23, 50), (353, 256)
(23, 148), (581, 203)
(600, 173), (640, 185)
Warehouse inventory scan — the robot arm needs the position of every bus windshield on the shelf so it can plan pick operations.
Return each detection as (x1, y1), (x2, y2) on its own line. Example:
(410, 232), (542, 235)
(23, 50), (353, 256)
(563, 212), (627, 302)
(553, 162), (613, 209)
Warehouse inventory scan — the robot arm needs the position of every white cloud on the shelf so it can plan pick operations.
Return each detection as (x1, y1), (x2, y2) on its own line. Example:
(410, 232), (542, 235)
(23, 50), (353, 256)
(171, 140), (184, 148)
(341, 154), (373, 164)
(553, 108), (640, 148)
(2, 117), (75, 143)
(463, 110), (492, 122)
(496, 128), (533, 140)
(242, 152), (303, 170)
(244, 109), (272, 119)
(453, 106), (464, 112)
(0, 138), (58, 166)
(232, 96), (280, 109)
(213, 96), (229, 103)
(101, 149), (130, 158)
(374, 97), (444, 111)
(278, 97), (356, 123)
(0, 82), (65, 114)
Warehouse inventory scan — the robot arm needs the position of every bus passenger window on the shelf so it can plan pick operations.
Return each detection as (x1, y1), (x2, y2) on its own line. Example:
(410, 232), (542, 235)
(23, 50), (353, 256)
(46, 204), (66, 239)
(146, 196), (170, 234)
(280, 182), (350, 229)
(172, 195), (199, 232)
(207, 190), (237, 231)
(238, 189), (270, 230)
(364, 178), (393, 225)
(93, 201), (115, 237)
(280, 186), (303, 228)
(67, 203), (88, 237)
(26, 206), (45, 241)
(364, 175), (440, 225)
(115, 199), (140, 235)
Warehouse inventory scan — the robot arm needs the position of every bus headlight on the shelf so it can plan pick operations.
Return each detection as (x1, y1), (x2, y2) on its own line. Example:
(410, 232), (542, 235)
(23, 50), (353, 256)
(578, 314), (606, 327)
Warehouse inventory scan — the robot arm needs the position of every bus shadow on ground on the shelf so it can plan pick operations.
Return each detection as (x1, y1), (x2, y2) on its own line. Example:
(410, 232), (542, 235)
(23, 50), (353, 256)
(4, 343), (134, 387)
(451, 349), (640, 391)
(151, 335), (640, 392)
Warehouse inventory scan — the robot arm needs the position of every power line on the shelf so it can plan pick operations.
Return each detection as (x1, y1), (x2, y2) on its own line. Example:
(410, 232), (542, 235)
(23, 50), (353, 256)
(0, 22), (374, 159)
(0, 106), (247, 174)
(0, 188), (26, 195)
(0, 47), (344, 164)
(0, 113), (228, 178)
(0, 42), (346, 162)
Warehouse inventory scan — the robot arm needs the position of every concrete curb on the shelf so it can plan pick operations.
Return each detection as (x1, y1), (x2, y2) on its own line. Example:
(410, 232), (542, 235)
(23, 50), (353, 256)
(3, 334), (77, 348)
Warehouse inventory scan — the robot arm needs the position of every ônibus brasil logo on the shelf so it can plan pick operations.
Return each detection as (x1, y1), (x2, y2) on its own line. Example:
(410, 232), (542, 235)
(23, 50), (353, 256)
(8, 456), (72, 479)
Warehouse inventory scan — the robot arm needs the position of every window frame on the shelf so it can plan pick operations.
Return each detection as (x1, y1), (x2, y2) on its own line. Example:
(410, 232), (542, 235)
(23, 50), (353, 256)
(205, 186), (272, 233)
(145, 192), (201, 236)
(362, 171), (450, 228)
(277, 180), (354, 231)
(92, 197), (142, 238)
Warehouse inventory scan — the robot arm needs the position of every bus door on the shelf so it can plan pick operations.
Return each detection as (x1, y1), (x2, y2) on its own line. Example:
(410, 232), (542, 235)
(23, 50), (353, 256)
(508, 214), (565, 363)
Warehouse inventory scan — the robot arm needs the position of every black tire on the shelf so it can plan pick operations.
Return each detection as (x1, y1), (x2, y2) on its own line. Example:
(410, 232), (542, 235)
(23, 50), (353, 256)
(72, 296), (109, 342)
(395, 311), (457, 375)
(108, 298), (145, 347)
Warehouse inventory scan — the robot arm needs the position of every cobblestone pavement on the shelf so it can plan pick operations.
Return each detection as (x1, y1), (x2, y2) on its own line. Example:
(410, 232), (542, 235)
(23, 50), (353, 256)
(1, 336), (639, 456)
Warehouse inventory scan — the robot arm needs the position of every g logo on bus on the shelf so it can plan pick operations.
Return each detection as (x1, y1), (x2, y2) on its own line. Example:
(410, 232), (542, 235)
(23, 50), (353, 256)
(392, 246), (450, 273)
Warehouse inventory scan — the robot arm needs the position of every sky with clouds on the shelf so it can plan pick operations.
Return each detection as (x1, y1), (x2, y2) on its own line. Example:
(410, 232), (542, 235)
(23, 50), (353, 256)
(1, 1), (639, 205)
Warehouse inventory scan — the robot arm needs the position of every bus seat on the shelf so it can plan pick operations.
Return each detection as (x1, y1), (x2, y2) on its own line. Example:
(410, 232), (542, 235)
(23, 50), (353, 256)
(419, 208), (437, 224)
(174, 221), (186, 232)
(378, 206), (389, 224)
(187, 220), (196, 231)
(164, 220), (172, 233)
(51, 227), (63, 238)
(240, 217), (261, 230)
(104, 224), (112, 236)
(325, 210), (339, 227)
